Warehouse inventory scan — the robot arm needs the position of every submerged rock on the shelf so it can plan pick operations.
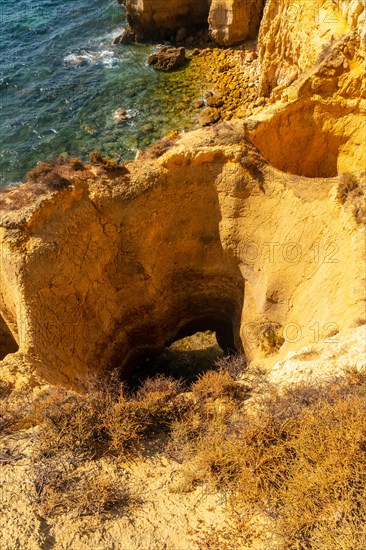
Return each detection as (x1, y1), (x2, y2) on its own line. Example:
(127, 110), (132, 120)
(148, 46), (186, 71)
(113, 27), (136, 45)
(193, 99), (204, 109)
(114, 108), (128, 121)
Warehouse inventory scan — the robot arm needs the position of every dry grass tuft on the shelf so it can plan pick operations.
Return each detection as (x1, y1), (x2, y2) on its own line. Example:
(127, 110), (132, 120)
(32, 459), (133, 520)
(293, 345), (321, 361)
(337, 172), (366, 225)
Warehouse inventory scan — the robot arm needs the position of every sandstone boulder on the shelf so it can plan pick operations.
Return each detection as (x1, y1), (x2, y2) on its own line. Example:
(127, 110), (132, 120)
(148, 46), (186, 71)
(206, 93), (224, 108)
(0, 118), (364, 385)
(114, 108), (128, 121)
(258, 0), (365, 96)
(198, 107), (220, 125)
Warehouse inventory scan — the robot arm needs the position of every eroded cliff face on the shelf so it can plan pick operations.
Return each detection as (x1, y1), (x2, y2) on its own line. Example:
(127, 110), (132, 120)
(126, 0), (211, 41)
(0, 119), (364, 386)
(0, 0), (365, 387)
(258, 0), (365, 95)
(208, 0), (265, 46)
(125, 0), (264, 45)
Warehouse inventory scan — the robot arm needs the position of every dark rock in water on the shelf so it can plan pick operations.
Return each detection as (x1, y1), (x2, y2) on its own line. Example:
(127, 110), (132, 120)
(113, 27), (136, 45)
(141, 123), (154, 132)
(198, 107), (220, 126)
(148, 46), (186, 71)
(66, 55), (88, 67)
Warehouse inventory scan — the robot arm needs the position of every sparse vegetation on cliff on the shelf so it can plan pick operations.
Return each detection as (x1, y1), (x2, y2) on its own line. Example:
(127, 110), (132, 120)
(1, 362), (365, 547)
(27, 161), (71, 190)
(337, 172), (366, 225)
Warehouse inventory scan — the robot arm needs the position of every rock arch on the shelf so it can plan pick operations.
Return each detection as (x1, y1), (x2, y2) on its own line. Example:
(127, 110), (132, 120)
(0, 120), (364, 386)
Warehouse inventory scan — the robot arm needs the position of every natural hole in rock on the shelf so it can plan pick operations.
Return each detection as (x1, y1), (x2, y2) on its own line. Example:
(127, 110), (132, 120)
(125, 331), (224, 391)
(0, 315), (18, 360)
(250, 101), (350, 178)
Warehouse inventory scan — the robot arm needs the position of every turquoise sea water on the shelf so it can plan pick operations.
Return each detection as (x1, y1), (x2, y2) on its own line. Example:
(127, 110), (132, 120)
(0, 0), (202, 186)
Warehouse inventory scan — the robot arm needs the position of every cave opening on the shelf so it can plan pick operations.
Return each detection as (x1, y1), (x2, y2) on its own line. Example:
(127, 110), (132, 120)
(124, 330), (225, 392)
(120, 274), (245, 392)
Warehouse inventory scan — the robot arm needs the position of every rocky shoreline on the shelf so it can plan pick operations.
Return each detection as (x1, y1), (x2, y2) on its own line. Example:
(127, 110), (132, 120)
(111, 1), (268, 132)
(113, 39), (264, 131)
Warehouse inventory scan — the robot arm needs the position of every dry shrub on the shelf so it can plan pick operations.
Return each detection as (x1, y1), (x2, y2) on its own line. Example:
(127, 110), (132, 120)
(4, 362), (365, 543)
(170, 369), (366, 548)
(38, 171), (71, 190)
(88, 150), (127, 173)
(166, 408), (204, 463)
(191, 369), (245, 401)
(216, 354), (248, 380)
(134, 375), (186, 427)
(33, 460), (132, 520)
(69, 157), (84, 170)
(337, 172), (366, 225)
(142, 130), (180, 159)
(27, 161), (54, 181)
(34, 375), (155, 460)
(0, 388), (37, 434)
(34, 386), (112, 461)
(337, 172), (362, 203)
(26, 161), (71, 190)
(26, 373), (185, 521)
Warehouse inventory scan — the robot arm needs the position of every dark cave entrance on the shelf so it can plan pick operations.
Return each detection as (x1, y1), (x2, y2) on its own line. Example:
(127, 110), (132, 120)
(123, 310), (242, 391)
(124, 330), (224, 392)
(120, 271), (245, 392)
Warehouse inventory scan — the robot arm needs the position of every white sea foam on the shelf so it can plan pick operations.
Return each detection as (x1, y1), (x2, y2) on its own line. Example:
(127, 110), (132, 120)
(64, 49), (118, 68)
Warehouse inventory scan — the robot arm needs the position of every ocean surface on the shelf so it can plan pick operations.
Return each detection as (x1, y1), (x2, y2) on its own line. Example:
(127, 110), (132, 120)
(0, 0), (203, 186)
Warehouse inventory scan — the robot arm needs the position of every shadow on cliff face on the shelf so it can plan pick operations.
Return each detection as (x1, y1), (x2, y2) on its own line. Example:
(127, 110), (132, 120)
(0, 315), (18, 361)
